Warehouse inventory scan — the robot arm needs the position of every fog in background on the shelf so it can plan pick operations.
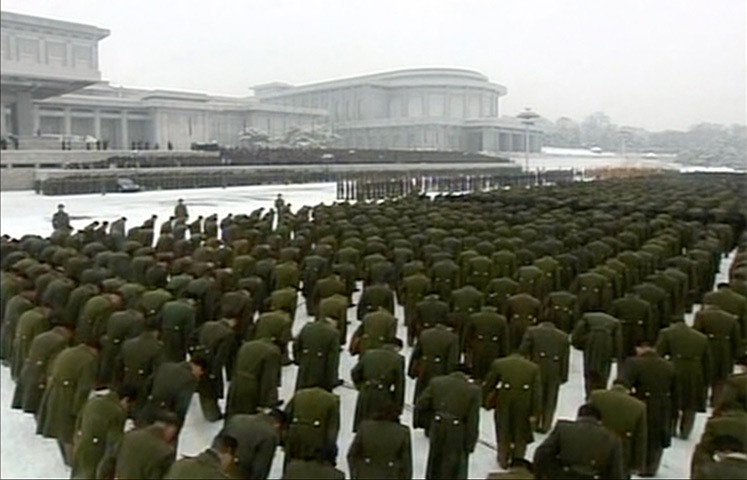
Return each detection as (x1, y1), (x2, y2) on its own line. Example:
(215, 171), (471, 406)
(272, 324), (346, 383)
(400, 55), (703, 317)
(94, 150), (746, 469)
(2, 0), (745, 131)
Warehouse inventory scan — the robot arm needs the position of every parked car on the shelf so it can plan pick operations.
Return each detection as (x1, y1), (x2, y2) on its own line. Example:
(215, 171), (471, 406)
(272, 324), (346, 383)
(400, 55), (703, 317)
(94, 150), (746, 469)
(116, 177), (141, 192)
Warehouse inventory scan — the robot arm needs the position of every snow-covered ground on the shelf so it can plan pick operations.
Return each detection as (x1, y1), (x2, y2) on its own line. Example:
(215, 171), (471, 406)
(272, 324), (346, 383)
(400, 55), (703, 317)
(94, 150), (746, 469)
(0, 182), (732, 479)
(509, 148), (684, 172)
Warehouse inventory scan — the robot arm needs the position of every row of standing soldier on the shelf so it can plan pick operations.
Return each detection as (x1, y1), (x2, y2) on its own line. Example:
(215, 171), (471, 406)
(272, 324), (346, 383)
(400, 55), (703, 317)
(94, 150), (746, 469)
(1, 173), (746, 479)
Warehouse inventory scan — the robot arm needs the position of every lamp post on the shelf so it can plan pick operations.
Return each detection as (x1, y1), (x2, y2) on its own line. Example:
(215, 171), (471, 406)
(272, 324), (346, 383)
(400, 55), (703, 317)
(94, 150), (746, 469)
(619, 128), (632, 160)
(517, 108), (539, 172)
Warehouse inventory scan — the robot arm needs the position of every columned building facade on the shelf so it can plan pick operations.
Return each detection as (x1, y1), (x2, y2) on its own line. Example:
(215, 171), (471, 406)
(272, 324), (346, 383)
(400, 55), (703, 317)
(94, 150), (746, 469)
(254, 68), (543, 153)
(1, 11), (542, 153)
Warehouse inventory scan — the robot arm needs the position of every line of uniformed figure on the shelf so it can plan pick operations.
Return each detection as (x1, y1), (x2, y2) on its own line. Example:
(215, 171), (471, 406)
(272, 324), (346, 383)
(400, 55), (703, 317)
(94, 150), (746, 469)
(2, 173), (747, 479)
(335, 171), (577, 202)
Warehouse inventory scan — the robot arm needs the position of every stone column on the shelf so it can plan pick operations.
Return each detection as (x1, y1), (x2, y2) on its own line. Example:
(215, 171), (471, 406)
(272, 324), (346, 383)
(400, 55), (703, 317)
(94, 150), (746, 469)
(94, 109), (101, 139)
(120, 111), (129, 149)
(63, 108), (72, 136)
(15, 92), (35, 136)
(0, 99), (7, 136)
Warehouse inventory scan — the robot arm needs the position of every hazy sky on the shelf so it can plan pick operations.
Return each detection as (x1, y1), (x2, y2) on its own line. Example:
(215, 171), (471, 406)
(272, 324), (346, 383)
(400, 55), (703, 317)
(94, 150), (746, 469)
(3, 0), (745, 131)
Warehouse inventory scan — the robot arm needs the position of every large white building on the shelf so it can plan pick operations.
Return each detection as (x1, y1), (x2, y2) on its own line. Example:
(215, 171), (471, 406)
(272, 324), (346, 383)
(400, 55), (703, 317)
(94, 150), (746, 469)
(1, 10), (541, 153)
(255, 68), (542, 153)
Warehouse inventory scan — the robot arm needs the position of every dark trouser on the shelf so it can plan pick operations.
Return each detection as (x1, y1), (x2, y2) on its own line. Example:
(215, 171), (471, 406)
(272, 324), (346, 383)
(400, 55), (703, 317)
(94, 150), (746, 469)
(641, 444), (663, 477)
(58, 440), (73, 466)
(495, 408), (529, 470)
(198, 380), (223, 422)
(539, 380), (561, 433)
(677, 408), (696, 439)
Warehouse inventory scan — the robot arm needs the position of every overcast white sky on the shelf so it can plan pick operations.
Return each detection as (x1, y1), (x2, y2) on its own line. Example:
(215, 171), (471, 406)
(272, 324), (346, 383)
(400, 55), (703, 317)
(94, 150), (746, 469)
(2, 0), (745, 131)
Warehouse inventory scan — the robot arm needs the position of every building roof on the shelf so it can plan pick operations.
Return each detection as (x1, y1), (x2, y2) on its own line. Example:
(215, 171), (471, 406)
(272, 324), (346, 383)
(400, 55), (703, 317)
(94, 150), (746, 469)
(1, 10), (110, 40)
(254, 67), (507, 98)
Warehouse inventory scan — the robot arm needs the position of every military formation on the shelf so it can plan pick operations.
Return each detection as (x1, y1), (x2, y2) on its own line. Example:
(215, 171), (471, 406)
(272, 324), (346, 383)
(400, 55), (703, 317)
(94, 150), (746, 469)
(1, 173), (747, 479)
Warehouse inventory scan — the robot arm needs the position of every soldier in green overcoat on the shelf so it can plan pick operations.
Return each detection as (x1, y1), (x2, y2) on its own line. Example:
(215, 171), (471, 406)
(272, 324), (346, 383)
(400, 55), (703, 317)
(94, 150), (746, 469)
(268, 286), (299, 325)
(449, 284), (484, 345)
(357, 283), (395, 320)
(226, 338), (281, 418)
(317, 293), (350, 343)
(220, 289), (254, 339)
(11, 305), (52, 379)
(655, 318), (711, 439)
(504, 292), (541, 352)
(310, 273), (347, 315)
(589, 381), (648, 478)
(283, 458), (345, 480)
(350, 340), (405, 431)
(399, 272), (431, 344)
(462, 306), (509, 381)
(271, 260), (300, 292)
(114, 413), (179, 479)
(483, 353), (542, 469)
(36, 341), (99, 466)
(694, 304), (742, 404)
(571, 312), (623, 397)
(283, 387), (341, 469)
(519, 319), (570, 432)
(350, 307), (397, 355)
(70, 387), (134, 479)
(542, 290), (579, 333)
(408, 323), (459, 427)
(347, 410), (413, 480)
(164, 433), (237, 479)
(113, 321), (164, 417)
(464, 255), (492, 292)
(253, 309), (293, 364)
(620, 341), (677, 477)
(220, 411), (283, 479)
(12, 325), (72, 414)
(0, 289), (35, 363)
(98, 306), (145, 385)
(415, 369), (481, 480)
(429, 258), (460, 300)
(294, 318), (341, 392)
(191, 317), (238, 422)
(572, 271), (614, 313)
(691, 405), (747, 478)
(703, 283), (747, 345)
(411, 293), (448, 346)
(533, 404), (625, 480)
(159, 297), (197, 362)
(141, 356), (206, 428)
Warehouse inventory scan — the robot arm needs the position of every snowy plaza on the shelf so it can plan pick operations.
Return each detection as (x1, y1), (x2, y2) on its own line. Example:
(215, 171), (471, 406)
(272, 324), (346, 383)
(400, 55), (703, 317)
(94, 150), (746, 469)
(0, 182), (733, 479)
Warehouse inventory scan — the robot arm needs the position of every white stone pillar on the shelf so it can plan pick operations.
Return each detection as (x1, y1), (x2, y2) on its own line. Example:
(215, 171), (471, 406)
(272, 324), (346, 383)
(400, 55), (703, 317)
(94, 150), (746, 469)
(94, 110), (101, 139)
(0, 100), (7, 136)
(121, 111), (129, 149)
(16, 92), (35, 136)
(63, 107), (72, 136)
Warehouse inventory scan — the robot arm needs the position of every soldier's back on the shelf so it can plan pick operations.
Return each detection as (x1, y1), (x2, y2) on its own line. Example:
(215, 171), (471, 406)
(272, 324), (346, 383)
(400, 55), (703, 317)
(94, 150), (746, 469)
(116, 425), (175, 479)
(348, 420), (412, 480)
(164, 450), (227, 479)
(283, 460), (344, 479)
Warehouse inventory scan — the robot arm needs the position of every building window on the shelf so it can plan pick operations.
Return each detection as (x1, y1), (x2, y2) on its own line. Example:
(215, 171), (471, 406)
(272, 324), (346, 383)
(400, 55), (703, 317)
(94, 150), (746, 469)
(1, 34), (10, 60)
(450, 96), (464, 118)
(429, 94), (444, 117)
(408, 96), (422, 118)
(46, 41), (67, 67)
(74, 45), (92, 69)
(39, 116), (63, 134)
(17, 37), (39, 63)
